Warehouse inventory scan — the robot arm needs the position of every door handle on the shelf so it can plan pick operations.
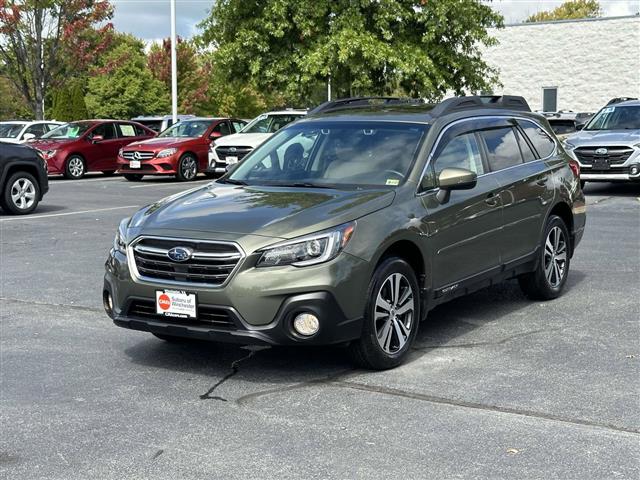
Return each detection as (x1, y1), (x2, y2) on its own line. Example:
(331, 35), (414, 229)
(485, 193), (499, 207)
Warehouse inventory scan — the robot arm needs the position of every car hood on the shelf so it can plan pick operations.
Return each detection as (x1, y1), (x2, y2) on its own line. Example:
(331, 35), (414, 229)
(566, 129), (640, 145)
(214, 132), (272, 148)
(129, 183), (395, 239)
(27, 138), (76, 150)
(123, 137), (196, 150)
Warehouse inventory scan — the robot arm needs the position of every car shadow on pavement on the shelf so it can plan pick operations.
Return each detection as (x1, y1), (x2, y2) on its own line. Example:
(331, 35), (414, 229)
(0, 203), (66, 216)
(583, 182), (640, 197)
(122, 270), (587, 402)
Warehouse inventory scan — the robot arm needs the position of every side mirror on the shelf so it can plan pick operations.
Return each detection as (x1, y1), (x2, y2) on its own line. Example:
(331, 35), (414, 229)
(22, 133), (36, 141)
(436, 167), (477, 204)
(91, 134), (104, 143)
(210, 131), (223, 139)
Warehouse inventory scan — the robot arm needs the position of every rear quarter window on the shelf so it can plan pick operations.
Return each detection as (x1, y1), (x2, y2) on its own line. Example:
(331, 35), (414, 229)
(519, 120), (556, 159)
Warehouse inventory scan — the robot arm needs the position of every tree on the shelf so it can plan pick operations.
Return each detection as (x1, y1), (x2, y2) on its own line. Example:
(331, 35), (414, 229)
(85, 35), (170, 118)
(525, 0), (601, 22)
(147, 37), (210, 115)
(0, 0), (113, 119)
(0, 75), (31, 119)
(50, 80), (87, 121)
(198, 0), (503, 105)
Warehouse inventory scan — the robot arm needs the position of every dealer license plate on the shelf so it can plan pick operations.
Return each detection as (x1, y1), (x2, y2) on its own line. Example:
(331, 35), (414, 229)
(130, 160), (141, 169)
(156, 290), (197, 318)
(592, 158), (609, 170)
(226, 156), (238, 164)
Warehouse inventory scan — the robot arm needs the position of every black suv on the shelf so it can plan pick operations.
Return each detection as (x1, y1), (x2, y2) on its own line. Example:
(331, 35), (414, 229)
(105, 96), (586, 369)
(0, 142), (49, 214)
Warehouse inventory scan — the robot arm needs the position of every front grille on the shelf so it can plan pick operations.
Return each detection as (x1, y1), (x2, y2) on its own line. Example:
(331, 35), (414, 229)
(123, 151), (156, 160)
(127, 299), (236, 328)
(215, 146), (253, 161)
(131, 237), (243, 287)
(574, 146), (633, 166)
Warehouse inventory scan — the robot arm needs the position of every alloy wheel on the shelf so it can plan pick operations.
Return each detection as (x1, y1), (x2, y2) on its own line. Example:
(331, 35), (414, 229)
(68, 157), (84, 178)
(544, 226), (567, 288)
(374, 273), (415, 354)
(181, 157), (197, 180)
(10, 177), (36, 210)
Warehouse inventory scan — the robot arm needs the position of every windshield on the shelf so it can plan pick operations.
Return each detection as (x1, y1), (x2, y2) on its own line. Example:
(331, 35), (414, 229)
(584, 105), (640, 131)
(42, 122), (93, 139)
(0, 123), (25, 138)
(227, 121), (428, 188)
(241, 114), (304, 134)
(158, 120), (211, 138)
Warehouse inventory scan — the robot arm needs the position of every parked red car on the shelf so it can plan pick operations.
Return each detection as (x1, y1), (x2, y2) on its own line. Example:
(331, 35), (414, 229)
(117, 117), (246, 181)
(29, 120), (156, 179)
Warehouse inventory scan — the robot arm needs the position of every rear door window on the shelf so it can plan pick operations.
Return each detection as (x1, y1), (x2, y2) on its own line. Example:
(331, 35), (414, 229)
(117, 123), (137, 137)
(519, 120), (556, 159)
(479, 127), (523, 171)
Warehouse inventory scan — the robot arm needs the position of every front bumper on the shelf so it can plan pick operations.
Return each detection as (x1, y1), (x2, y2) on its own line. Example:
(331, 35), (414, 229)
(580, 170), (640, 182)
(103, 246), (368, 346)
(117, 155), (179, 175)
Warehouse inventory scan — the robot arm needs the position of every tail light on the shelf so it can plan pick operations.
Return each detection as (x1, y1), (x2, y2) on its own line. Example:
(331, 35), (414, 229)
(568, 159), (580, 178)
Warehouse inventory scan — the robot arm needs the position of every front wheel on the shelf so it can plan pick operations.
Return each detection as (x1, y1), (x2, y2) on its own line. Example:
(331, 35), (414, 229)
(349, 257), (420, 370)
(1, 171), (40, 215)
(64, 155), (86, 179)
(518, 215), (571, 300)
(176, 154), (198, 181)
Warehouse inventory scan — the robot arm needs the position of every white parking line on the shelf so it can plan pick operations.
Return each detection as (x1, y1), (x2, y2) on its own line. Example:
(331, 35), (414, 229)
(49, 176), (125, 185)
(0, 205), (138, 222)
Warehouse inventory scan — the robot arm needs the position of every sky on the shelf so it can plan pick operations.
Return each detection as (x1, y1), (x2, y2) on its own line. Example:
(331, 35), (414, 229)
(111, 0), (639, 41)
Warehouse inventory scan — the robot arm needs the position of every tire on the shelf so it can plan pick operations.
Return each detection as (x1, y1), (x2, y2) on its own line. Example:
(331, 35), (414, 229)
(102, 170), (116, 176)
(124, 173), (144, 182)
(580, 180), (586, 190)
(204, 172), (217, 179)
(349, 257), (420, 370)
(64, 155), (86, 179)
(518, 215), (571, 300)
(1, 171), (40, 215)
(176, 154), (198, 181)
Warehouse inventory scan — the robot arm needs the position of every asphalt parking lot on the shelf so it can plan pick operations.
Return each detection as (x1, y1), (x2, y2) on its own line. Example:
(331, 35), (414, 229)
(1, 175), (639, 479)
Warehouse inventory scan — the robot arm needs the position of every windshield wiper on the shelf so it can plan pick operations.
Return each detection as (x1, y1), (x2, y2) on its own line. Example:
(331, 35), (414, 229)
(271, 182), (337, 189)
(217, 178), (248, 186)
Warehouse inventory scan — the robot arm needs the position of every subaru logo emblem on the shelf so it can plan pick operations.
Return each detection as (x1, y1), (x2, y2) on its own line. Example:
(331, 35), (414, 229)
(229, 147), (237, 152)
(595, 148), (608, 155)
(133, 151), (142, 160)
(167, 246), (193, 262)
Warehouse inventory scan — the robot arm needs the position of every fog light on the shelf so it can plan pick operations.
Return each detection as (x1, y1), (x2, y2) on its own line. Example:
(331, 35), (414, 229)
(293, 312), (320, 336)
(630, 165), (639, 176)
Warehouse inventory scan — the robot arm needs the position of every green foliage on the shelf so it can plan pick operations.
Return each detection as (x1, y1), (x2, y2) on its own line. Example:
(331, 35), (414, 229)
(0, 75), (31, 119)
(198, 0), (504, 105)
(50, 81), (88, 121)
(525, 0), (602, 22)
(85, 34), (170, 118)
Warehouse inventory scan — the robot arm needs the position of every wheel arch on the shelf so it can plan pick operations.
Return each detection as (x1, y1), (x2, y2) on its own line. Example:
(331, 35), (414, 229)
(547, 201), (575, 255)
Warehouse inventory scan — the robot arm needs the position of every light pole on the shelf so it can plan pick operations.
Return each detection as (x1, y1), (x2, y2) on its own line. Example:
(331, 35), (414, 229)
(170, 0), (178, 124)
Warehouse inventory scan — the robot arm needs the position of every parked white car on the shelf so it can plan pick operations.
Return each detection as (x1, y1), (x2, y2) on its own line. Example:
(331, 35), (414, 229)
(0, 120), (63, 144)
(206, 109), (307, 174)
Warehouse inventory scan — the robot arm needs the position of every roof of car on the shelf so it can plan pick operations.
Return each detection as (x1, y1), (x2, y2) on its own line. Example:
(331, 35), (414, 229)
(613, 100), (640, 107)
(267, 110), (307, 115)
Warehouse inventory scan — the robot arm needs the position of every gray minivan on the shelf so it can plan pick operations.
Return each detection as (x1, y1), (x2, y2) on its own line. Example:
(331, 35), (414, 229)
(105, 96), (586, 369)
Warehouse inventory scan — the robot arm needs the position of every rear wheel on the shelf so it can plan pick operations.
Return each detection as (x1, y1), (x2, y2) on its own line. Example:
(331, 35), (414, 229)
(176, 154), (198, 181)
(64, 155), (85, 179)
(518, 215), (570, 300)
(349, 257), (420, 370)
(124, 173), (144, 182)
(1, 171), (40, 215)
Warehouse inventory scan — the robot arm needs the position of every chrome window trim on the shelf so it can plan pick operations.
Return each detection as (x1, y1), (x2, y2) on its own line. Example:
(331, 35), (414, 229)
(416, 115), (558, 196)
(127, 235), (246, 290)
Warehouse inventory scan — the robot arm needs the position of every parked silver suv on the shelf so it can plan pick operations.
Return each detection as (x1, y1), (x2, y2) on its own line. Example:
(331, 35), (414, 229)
(563, 100), (640, 185)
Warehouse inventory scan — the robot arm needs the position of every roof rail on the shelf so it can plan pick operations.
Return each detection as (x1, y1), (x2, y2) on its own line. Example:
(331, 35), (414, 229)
(308, 97), (425, 115)
(429, 95), (531, 117)
(606, 97), (638, 105)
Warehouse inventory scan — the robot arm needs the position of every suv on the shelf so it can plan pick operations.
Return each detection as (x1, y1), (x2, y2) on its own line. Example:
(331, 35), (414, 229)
(104, 95), (586, 370)
(29, 120), (156, 179)
(0, 120), (63, 143)
(207, 109), (306, 174)
(130, 114), (195, 133)
(563, 99), (640, 185)
(1, 142), (49, 214)
(118, 118), (246, 182)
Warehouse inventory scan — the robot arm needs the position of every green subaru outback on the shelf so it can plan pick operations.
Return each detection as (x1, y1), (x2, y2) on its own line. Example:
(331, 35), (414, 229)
(104, 96), (586, 369)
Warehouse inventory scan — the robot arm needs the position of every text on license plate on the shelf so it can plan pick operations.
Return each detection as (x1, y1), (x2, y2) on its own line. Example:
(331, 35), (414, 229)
(226, 156), (238, 164)
(156, 290), (197, 318)
(129, 160), (141, 169)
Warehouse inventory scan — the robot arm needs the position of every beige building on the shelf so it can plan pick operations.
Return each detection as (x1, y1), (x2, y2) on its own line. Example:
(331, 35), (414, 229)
(483, 15), (640, 112)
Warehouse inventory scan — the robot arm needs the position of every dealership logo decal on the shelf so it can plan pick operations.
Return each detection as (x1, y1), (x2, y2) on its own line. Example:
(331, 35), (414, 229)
(167, 246), (193, 262)
(595, 148), (608, 155)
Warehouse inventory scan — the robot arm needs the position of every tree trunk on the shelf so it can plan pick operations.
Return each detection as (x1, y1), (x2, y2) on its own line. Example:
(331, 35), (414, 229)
(34, 6), (44, 120)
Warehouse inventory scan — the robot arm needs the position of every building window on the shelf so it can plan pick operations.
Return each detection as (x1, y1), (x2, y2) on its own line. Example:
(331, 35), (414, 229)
(542, 87), (558, 112)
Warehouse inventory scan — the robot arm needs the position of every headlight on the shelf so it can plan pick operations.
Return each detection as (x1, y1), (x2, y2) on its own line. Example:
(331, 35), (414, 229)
(41, 149), (57, 159)
(256, 222), (355, 267)
(157, 148), (178, 158)
(118, 148), (124, 157)
(36, 152), (48, 172)
(113, 218), (129, 253)
(562, 141), (576, 151)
